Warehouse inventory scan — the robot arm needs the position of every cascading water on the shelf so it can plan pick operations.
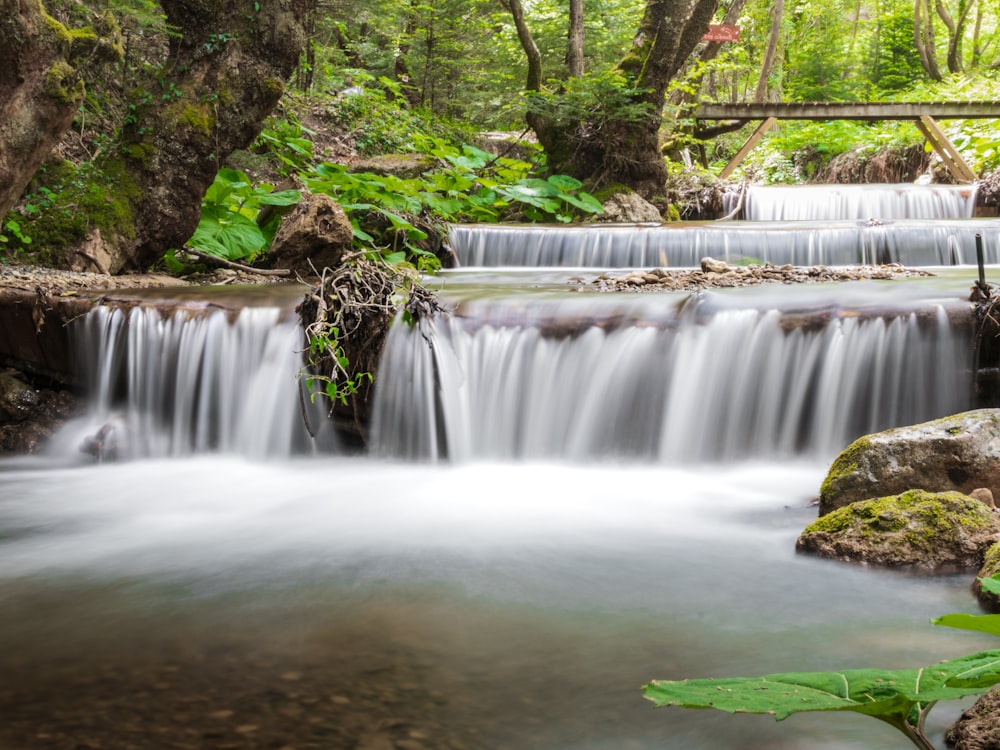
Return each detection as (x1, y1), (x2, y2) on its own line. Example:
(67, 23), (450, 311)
(0, 183), (994, 750)
(61, 303), (332, 459)
(371, 288), (972, 462)
(738, 183), (978, 221)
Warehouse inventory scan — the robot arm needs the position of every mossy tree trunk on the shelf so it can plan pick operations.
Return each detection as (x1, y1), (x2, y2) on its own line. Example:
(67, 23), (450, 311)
(509, 0), (718, 198)
(0, 0), (119, 219)
(99, 0), (314, 271)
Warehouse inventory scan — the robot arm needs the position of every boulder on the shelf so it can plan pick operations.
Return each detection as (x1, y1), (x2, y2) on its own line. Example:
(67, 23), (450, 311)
(946, 687), (1000, 749)
(796, 489), (1000, 571)
(268, 192), (354, 275)
(598, 192), (663, 223)
(819, 410), (1000, 516)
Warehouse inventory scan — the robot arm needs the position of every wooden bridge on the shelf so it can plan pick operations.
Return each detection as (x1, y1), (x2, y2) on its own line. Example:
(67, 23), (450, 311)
(693, 101), (1000, 182)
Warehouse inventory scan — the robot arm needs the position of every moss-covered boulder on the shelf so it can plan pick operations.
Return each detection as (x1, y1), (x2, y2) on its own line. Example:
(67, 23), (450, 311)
(796, 490), (1000, 571)
(819, 410), (1000, 516)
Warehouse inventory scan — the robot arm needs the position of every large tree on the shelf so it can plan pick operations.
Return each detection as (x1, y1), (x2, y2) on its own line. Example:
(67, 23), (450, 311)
(0, 0), (313, 272)
(506, 0), (718, 197)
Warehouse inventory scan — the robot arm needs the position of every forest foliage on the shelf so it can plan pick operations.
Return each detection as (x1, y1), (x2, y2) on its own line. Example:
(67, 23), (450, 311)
(4, 0), (1000, 265)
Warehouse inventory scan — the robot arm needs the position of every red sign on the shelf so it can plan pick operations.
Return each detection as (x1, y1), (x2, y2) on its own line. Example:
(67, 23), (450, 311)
(701, 24), (740, 42)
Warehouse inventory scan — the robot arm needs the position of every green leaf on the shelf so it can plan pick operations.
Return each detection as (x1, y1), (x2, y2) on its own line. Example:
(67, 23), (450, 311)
(559, 191), (605, 214)
(932, 613), (1000, 637)
(644, 650), (1000, 723)
(547, 174), (583, 191)
(981, 575), (1000, 595)
(255, 189), (302, 207)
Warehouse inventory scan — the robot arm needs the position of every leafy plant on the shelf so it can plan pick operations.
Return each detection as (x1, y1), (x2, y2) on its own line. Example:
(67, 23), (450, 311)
(188, 167), (301, 262)
(644, 586), (1000, 750)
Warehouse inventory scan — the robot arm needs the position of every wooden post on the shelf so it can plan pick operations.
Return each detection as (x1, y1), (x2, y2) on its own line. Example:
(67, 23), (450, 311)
(915, 115), (977, 183)
(718, 116), (777, 180)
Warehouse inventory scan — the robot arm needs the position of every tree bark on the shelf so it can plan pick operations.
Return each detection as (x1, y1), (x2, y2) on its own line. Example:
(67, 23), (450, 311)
(0, 0), (120, 220)
(754, 0), (783, 102)
(94, 0), (313, 271)
(567, 0), (585, 78)
(914, 0), (943, 80)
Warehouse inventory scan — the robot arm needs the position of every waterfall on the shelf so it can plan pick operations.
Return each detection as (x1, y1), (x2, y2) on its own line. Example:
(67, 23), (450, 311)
(450, 220), (1000, 268)
(72, 304), (331, 459)
(739, 183), (978, 221)
(370, 297), (972, 462)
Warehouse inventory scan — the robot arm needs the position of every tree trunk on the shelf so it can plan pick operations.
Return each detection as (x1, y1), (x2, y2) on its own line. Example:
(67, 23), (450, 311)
(92, 0), (313, 271)
(509, 0), (717, 196)
(754, 0), (783, 102)
(669, 0), (749, 107)
(0, 0), (120, 220)
(567, 0), (585, 78)
(914, 0), (943, 80)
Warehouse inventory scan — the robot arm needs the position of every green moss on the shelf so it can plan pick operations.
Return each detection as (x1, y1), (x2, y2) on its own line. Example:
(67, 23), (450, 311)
(44, 60), (83, 104)
(12, 157), (141, 263)
(804, 490), (993, 549)
(42, 12), (74, 46)
(819, 435), (871, 500)
(164, 102), (215, 136)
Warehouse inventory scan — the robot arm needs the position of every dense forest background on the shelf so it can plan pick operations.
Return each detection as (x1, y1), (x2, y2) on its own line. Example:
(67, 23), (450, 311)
(3, 0), (1000, 273)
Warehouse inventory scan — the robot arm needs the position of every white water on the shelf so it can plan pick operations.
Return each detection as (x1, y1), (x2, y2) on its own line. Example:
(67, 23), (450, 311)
(54, 304), (333, 460)
(739, 183), (978, 221)
(0, 192), (995, 748)
(372, 280), (972, 462)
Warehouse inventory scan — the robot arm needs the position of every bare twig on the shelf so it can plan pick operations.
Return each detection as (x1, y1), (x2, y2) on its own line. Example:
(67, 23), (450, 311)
(183, 246), (291, 276)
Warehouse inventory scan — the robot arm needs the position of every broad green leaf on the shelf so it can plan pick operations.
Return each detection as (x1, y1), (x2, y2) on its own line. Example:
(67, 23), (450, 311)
(255, 189), (302, 207)
(981, 576), (1000, 595)
(559, 191), (605, 214)
(547, 174), (583, 191)
(644, 650), (1000, 722)
(932, 612), (1000, 637)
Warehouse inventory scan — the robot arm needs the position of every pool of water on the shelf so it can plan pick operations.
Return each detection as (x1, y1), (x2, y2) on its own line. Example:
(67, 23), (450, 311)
(0, 457), (991, 749)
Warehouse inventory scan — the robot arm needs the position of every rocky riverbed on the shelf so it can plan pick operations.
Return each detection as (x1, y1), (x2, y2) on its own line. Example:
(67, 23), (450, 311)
(586, 258), (934, 293)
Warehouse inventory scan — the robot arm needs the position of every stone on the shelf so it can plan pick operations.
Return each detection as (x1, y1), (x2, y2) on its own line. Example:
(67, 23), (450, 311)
(597, 192), (662, 223)
(946, 687), (1000, 749)
(796, 489), (1000, 571)
(700, 257), (731, 274)
(0, 369), (39, 423)
(268, 192), (354, 275)
(971, 488), (996, 508)
(974, 542), (1000, 612)
(351, 154), (436, 179)
(819, 410), (1000, 516)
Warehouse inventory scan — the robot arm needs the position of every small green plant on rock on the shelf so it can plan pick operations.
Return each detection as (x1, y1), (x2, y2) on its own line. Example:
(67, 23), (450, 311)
(644, 577), (1000, 750)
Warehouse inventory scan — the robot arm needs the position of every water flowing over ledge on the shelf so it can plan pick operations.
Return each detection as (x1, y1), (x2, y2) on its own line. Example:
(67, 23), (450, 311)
(736, 183), (978, 221)
(371, 289), (973, 463)
(450, 218), (1000, 268)
(58, 305), (333, 460)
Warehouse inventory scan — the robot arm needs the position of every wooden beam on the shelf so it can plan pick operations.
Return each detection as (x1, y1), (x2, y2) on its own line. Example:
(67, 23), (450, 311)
(718, 117), (777, 180)
(914, 115), (977, 183)
(695, 101), (1000, 121)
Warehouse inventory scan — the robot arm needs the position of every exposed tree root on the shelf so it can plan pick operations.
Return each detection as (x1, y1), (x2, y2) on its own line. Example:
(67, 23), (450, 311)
(297, 255), (444, 442)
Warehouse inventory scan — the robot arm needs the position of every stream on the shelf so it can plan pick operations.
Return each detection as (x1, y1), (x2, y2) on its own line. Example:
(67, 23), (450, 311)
(0, 184), (997, 749)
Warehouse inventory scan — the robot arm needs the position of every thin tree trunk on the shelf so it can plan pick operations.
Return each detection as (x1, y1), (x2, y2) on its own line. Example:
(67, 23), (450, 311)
(914, 0), (943, 80)
(505, 0), (542, 91)
(669, 0), (748, 106)
(754, 0), (783, 103)
(567, 0), (585, 77)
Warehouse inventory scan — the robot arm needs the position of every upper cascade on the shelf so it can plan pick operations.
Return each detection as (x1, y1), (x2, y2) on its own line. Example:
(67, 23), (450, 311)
(449, 219), (1000, 268)
(737, 183), (978, 221)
